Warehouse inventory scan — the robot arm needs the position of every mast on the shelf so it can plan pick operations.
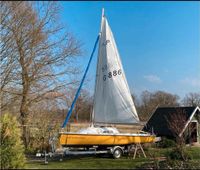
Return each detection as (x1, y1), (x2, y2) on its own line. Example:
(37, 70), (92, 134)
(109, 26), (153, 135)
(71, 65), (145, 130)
(91, 8), (104, 127)
(101, 8), (104, 30)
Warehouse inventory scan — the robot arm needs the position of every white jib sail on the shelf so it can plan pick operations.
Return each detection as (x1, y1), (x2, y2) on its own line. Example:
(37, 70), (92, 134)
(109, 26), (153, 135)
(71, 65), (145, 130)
(93, 15), (139, 124)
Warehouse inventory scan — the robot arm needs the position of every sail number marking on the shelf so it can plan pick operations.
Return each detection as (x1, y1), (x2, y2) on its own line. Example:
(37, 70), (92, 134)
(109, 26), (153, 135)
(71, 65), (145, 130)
(103, 69), (122, 81)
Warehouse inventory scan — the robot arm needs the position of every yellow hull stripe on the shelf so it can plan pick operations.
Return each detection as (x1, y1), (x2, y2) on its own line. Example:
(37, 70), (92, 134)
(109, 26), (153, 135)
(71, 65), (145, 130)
(60, 134), (155, 145)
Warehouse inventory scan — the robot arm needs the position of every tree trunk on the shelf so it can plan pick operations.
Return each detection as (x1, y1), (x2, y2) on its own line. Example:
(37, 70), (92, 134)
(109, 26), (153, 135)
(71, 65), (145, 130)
(20, 91), (29, 149)
(19, 47), (30, 149)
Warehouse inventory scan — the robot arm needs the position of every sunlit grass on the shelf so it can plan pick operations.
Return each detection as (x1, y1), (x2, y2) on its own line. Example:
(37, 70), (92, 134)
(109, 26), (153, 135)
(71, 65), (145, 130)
(25, 146), (200, 169)
(25, 156), (149, 169)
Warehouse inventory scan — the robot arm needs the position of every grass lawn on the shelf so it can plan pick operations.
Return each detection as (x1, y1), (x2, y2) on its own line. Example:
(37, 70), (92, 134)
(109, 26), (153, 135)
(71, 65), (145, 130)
(186, 146), (200, 159)
(25, 156), (150, 169)
(25, 146), (200, 169)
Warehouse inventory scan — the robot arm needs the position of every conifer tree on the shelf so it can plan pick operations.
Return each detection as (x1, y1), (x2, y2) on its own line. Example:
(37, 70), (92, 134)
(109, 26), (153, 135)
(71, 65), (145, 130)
(0, 113), (26, 169)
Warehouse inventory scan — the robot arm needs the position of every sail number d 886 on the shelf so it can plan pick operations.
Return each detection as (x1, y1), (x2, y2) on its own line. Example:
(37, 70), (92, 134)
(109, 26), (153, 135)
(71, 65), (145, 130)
(103, 69), (122, 81)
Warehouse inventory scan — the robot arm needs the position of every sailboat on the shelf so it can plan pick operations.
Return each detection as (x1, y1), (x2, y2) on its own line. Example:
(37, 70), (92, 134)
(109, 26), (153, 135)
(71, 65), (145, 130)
(59, 9), (155, 149)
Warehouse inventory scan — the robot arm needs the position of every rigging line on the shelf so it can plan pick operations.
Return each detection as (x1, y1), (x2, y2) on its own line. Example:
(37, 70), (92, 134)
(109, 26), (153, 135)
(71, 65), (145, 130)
(92, 14), (105, 126)
(61, 35), (100, 128)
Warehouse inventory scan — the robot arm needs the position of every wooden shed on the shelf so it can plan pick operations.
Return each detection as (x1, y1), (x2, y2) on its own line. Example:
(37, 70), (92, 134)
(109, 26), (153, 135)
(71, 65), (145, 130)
(143, 106), (200, 144)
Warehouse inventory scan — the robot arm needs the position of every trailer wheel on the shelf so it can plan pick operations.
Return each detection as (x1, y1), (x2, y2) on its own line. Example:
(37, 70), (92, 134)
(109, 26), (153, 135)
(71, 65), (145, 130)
(113, 147), (123, 159)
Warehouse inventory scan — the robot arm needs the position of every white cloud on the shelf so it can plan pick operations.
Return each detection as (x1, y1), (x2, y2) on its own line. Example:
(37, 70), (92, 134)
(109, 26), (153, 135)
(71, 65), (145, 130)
(144, 74), (161, 83)
(181, 77), (200, 88)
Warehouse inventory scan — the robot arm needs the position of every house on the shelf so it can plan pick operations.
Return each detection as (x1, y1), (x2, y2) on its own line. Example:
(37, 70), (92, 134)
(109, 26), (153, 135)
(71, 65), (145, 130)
(142, 106), (200, 144)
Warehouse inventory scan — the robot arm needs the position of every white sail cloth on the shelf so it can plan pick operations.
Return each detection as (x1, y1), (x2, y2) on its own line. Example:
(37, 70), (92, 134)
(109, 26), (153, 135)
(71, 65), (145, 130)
(93, 16), (139, 124)
(77, 127), (119, 134)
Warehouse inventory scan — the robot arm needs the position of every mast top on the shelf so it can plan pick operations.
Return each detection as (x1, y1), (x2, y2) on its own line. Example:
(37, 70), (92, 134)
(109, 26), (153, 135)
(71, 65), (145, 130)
(102, 8), (104, 18)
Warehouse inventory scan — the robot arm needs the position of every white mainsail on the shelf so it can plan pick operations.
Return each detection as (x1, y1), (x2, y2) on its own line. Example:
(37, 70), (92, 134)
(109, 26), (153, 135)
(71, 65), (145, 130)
(93, 14), (139, 124)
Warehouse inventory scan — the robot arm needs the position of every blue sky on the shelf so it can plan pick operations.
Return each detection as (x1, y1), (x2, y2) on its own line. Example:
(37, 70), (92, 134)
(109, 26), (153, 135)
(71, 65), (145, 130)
(59, 1), (200, 99)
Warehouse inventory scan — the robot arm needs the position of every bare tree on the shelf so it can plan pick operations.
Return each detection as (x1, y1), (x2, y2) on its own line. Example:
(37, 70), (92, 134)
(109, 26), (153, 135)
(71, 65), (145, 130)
(0, 1), (82, 148)
(138, 90), (153, 121)
(138, 90), (180, 121)
(151, 91), (180, 106)
(182, 92), (200, 107)
(131, 93), (140, 109)
(28, 100), (63, 152)
(165, 109), (195, 161)
(74, 91), (93, 123)
(165, 109), (187, 146)
(63, 87), (92, 123)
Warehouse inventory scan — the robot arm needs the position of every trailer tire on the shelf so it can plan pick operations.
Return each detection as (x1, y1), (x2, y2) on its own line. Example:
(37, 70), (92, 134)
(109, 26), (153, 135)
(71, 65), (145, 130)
(113, 147), (123, 159)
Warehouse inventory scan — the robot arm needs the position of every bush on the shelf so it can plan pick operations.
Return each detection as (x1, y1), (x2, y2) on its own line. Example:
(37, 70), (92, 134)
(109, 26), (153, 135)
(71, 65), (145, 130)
(25, 146), (37, 155)
(168, 147), (192, 161)
(159, 137), (176, 148)
(0, 113), (26, 169)
(159, 159), (200, 169)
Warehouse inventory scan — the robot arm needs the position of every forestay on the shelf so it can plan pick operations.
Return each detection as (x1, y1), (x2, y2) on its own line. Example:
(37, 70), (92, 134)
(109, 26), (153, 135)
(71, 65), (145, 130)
(93, 15), (139, 124)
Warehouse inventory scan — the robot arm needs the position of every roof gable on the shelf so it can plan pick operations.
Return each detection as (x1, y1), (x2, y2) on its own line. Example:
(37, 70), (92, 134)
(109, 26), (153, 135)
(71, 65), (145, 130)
(142, 106), (199, 137)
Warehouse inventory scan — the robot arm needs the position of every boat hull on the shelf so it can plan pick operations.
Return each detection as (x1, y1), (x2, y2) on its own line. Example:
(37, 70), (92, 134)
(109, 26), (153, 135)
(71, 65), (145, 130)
(59, 133), (156, 147)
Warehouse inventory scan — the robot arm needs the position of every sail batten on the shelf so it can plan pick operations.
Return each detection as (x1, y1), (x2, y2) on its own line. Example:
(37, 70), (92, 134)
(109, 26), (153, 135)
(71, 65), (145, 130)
(93, 15), (139, 124)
